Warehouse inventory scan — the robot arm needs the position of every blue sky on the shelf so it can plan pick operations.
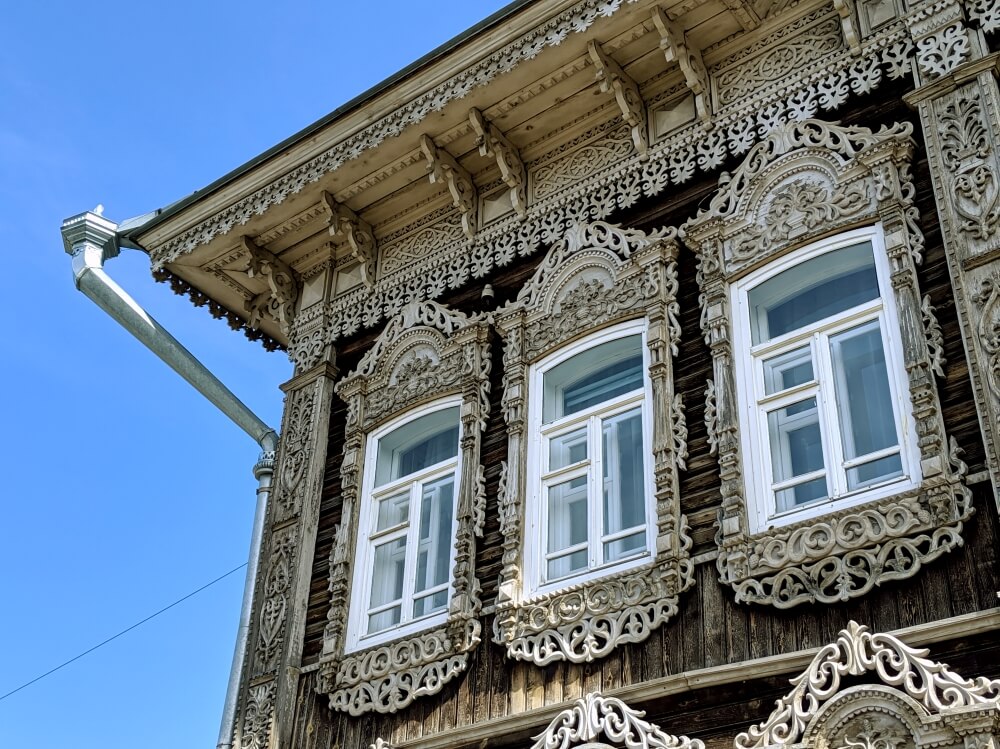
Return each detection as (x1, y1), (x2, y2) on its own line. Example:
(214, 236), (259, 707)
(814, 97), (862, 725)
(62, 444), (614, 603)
(0, 2), (508, 746)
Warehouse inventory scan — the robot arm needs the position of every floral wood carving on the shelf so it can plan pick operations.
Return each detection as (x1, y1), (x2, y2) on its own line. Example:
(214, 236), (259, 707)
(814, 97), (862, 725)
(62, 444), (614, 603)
(533, 692), (704, 749)
(318, 300), (491, 715)
(736, 621), (1000, 749)
(492, 221), (694, 665)
(971, 274), (1000, 400)
(681, 119), (972, 609)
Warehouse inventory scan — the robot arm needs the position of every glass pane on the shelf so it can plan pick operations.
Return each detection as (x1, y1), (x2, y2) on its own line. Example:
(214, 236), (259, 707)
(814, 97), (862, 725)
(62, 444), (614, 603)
(375, 492), (409, 532)
(415, 475), (455, 597)
(547, 550), (588, 581)
(831, 321), (900, 462)
(763, 346), (814, 396)
(547, 476), (588, 554)
(549, 427), (588, 471)
(368, 606), (401, 633)
(748, 242), (879, 344)
(775, 477), (829, 512)
(368, 538), (406, 632)
(413, 589), (449, 619)
(374, 407), (460, 486)
(602, 408), (647, 540)
(767, 397), (826, 484)
(848, 453), (903, 491)
(604, 531), (646, 563)
(543, 335), (643, 423)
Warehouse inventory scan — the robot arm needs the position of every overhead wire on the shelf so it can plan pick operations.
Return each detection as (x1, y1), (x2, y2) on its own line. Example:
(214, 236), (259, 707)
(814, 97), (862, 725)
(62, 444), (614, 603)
(0, 562), (248, 703)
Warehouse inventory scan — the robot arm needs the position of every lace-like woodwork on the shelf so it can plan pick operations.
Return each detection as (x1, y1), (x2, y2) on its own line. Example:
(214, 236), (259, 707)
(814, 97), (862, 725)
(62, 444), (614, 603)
(681, 120), (972, 609)
(317, 300), (491, 714)
(491, 221), (694, 665)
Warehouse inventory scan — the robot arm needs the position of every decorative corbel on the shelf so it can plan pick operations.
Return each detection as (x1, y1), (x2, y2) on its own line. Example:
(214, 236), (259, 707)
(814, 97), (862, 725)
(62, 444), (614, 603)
(651, 7), (712, 127)
(469, 108), (527, 219)
(419, 134), (478, 239)
(719, 0), (760, 30)
(833, 0), (862, 55)
(320, 191), (377, 288)
(242, 235), (298, 333)
(587, 40), (649, 160)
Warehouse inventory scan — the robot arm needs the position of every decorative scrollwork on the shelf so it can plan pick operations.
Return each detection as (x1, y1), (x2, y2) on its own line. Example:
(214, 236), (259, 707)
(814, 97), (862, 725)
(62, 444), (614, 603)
(922, 295), (947, 379)
(532, 692), (704, 749)
(736, 621), (1000, 748)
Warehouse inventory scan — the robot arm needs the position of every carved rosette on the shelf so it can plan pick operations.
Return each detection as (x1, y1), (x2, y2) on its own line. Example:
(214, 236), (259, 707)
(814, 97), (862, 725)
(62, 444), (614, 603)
(492, 220), (694, 665)
(532, 692), (704, 749)
(736, 621), (1000, 749)
(681, 119), (972, 609)
(318, 300), (491, 714)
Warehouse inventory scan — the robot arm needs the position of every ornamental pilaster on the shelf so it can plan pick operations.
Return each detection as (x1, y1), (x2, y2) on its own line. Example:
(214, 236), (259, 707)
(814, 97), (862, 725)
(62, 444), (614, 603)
(232, 279), (339, 748)
(906, 51), (1000, 505)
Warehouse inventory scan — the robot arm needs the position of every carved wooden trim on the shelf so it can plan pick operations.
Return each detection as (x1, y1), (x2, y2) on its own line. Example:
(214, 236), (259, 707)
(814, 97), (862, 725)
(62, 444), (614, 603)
(681, 119), (972, 609)
(420, 134), (477, 240)
(469, 108), (527, 219)
(588, 40), (649, 160)
(317, 300), (491, 715)
(736, 621), (1000, 749)
(321, 191), (377, 288)
(491, 220), (694, 665)
(242, 236), (299, 334)
(531, 692), (704, 749)
(651, 6), (711, 126)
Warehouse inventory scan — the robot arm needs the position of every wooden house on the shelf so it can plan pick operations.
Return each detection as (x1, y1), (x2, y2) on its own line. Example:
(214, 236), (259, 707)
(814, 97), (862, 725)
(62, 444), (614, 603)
(71, 0), (1000, 747)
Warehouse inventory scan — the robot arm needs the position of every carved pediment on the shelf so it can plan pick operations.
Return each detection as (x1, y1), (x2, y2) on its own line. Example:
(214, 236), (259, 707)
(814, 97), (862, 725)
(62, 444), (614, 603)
(737, 622), (1000, 749)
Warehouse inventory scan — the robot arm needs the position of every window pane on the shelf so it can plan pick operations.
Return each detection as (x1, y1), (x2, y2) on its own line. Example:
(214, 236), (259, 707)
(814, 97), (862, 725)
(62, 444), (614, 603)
(374, 407), (460, 486)
(549, 427), (588, 471)
(830, 321), (900, 463)
(749, 242), (879, 344)
(368, 538), (406, 632)
(375, 492), (409, 532)
(767, 397), (826, 484)
(368, 606), (401, 633)
(413, 589), (449, 619)
(848, 453), (904, 491)
(547, 476), (588, 554)
(604, 531), (646, 563)
(763, 346), (814, 395)
(543, 335), (643, 423)
(602, 408), (647, 542)
(775, 477), (829, 512)
(547, 550), (588, 581)
(414, 475), (455, 599)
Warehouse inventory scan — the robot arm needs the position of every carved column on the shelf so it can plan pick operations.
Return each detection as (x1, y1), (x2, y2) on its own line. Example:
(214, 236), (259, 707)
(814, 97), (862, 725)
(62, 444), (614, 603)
(232, 251), (339, 749)
(904, 0), (1000, 504)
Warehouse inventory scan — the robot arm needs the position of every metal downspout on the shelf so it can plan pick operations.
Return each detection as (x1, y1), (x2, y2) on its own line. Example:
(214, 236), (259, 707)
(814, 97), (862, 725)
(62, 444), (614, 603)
(60, 210), (278, 749)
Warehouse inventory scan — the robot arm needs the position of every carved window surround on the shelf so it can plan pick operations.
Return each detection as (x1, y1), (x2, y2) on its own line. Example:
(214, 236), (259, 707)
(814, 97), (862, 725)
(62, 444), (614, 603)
(737, 621), (1000, 749)
(680, 119), (973, 609)
(317, 300), (491, 715)
(491, 220), (694, 666)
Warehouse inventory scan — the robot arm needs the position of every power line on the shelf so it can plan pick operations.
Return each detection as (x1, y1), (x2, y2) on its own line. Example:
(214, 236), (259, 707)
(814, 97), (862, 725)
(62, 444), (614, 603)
(0, 562), (248, 703)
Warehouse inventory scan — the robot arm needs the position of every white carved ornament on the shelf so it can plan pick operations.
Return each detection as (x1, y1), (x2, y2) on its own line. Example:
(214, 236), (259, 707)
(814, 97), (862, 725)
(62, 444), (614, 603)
(736, 621), (1000, 749)
(492, 221), (694, 665)
(318, 299), (491, 715)
(533, 693), (704, 749)
(681, 119), (973, 609)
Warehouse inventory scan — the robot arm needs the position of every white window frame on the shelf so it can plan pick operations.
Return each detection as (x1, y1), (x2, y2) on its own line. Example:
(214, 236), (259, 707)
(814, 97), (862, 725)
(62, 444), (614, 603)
(524, 319), (657, 598)
(345, 397), (462, 653)
(731, 226), (921, 533)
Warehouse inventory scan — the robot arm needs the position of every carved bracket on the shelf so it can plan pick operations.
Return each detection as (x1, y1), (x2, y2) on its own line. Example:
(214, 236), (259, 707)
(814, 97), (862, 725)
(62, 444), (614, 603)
(242, 236), (299, 334)
(651, 7), (712, 126)
(321, 191), (377, 288)
(469, 108), (527, 219)
(905, 0), (974, 82)
(420, 134), (478, 239)
(587, 40), (649, 160)
(833, 0), (862, 54)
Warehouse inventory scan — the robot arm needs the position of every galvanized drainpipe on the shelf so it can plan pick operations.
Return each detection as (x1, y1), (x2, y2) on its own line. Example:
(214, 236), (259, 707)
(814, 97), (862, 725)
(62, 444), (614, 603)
(60, 210), (278, 749)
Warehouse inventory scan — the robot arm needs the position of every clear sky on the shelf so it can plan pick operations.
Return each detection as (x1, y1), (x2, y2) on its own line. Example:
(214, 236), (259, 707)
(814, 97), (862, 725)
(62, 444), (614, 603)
(0, 2), (509, 746)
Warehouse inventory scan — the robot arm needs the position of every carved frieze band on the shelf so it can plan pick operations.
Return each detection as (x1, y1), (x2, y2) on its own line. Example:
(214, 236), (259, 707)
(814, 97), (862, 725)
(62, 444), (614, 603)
(681, 119), (972, 609)
(318, 300), (491, 714)
(492, 221), (694, 665)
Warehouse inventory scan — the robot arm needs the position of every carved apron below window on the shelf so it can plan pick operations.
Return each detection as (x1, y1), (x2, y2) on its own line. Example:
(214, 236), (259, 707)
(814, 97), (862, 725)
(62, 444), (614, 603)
(317, 300), (492, 715)
(681, 119), (973, 609)
(492, 220), (694, 666)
